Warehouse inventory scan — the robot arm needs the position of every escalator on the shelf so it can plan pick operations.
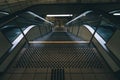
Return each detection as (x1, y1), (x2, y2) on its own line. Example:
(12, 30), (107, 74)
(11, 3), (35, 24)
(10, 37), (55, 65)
(0, 27), (118, 80)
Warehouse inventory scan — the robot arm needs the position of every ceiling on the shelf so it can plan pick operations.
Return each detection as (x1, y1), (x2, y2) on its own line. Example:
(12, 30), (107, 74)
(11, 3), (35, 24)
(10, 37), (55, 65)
(0, 0), (120, 5)
(28, 3), (120, 15)
(26, 3), (120, 25)
(0, 1), (120, 26)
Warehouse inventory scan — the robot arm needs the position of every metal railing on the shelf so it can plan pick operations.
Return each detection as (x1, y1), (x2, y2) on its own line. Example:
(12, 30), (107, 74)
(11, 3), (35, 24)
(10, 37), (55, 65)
(0, 11), (53, 66)
(66, 10), (102, 45)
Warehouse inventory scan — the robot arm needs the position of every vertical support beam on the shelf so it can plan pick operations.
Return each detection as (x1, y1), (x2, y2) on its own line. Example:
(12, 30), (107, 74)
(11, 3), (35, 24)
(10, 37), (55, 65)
(14, 16), (30, 45)
(17, 24), (30, 46)
(45, 24), (48, 33)
(88, 26), (99, 46)
(88, 15), (102, 46)
(71, 25), (74, 33)
(76, 26), (80, 36)
(38, 25), (42, 36)
(5, 0), (30, 46)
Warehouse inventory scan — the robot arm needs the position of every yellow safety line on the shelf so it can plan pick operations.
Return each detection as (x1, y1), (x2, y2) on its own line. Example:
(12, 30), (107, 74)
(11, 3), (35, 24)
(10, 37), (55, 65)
(29, 41), (89, 44)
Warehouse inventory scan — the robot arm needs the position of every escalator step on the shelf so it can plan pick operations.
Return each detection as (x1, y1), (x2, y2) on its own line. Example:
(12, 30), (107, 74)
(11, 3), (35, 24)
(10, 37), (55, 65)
(12, 48), (105, 69)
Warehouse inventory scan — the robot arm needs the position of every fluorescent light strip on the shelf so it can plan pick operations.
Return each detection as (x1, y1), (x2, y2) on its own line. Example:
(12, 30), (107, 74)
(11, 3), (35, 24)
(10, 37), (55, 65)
(29, 41), (89, 44)
(47, 14), (73, 17)
(113, 13), (120, 16)
(0, 12), (9, 15)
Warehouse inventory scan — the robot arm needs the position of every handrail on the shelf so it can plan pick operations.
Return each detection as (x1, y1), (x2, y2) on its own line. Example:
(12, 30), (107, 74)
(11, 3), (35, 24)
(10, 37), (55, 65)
(84, 25), (120, 68)
(0, 15), (30, 46)
(0, 11), (54, 45)
(66, 10), (102, 46)
(0, 25), (35, 66)
(66, 10), (93, 25)
(27, 11), (54, 25)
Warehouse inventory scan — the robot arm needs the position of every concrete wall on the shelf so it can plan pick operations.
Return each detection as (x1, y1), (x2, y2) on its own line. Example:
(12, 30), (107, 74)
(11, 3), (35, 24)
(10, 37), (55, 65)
(107, 29), (120, 61)
(0, 32), (12, 59)
(26, 26), (41, 40)
(72, 26), (79, 36)
(77, 26), (92, 40)
(0, 37), (26, 72)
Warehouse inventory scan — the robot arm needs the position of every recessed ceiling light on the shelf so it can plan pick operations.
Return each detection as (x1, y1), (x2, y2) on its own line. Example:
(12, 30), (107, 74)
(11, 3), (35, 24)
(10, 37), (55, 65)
(0, 12), (9, 15)
(46, 14), (73, 17)
(113, 13), (120, 16)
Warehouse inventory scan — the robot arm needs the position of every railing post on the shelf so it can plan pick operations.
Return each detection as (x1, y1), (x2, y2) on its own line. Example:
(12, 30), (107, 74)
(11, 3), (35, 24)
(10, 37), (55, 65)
(18, 26), (30, 46)
(88, 26), (99, 46)
(76, 25), (80, 36)
(15, 16), (30, 46)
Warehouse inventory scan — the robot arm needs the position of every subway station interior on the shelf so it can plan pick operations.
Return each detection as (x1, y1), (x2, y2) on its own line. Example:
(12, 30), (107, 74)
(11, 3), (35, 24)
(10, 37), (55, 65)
(0, 0), (120, 80)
